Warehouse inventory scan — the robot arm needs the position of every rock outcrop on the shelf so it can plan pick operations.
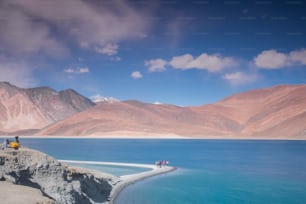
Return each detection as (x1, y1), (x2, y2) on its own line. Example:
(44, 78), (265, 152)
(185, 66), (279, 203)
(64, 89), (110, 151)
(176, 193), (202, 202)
(0, 147), (119, 204)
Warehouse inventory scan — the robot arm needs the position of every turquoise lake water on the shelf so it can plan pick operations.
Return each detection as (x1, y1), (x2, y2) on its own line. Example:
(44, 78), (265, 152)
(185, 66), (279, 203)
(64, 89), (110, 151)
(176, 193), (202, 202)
(22, 139), (306, 204)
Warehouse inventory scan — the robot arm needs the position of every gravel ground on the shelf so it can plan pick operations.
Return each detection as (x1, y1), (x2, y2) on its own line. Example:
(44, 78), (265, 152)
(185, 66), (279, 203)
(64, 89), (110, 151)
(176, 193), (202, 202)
(0, 181), (55, 204)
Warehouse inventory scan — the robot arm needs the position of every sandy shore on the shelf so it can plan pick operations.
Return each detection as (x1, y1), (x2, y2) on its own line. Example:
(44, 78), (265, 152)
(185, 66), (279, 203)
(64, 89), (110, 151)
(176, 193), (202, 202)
(60, 160), (176, 204)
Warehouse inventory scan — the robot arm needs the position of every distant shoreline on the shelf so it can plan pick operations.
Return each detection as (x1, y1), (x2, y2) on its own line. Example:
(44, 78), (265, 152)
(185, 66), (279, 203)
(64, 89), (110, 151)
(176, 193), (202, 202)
(0, 135), (188, 139)
(1, 135), (305, 140)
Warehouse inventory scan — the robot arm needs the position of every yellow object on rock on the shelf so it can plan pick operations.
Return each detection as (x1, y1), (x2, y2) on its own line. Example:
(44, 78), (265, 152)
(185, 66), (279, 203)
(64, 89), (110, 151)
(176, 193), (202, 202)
(10, 142), (20, 149)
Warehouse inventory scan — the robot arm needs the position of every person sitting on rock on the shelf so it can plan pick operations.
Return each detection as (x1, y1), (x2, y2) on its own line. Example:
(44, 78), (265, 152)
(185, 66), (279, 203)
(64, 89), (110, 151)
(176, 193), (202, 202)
(15, 136), (19, 144)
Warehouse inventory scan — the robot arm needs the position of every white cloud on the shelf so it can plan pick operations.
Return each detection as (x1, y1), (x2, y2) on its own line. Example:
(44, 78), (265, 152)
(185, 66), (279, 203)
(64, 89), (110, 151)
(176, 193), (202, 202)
(95, 43), (119, 56)
(253, 49), (306, 69)
(0, 0), (150, 87)
(169, 53), (236, 72)
(169, 54), (194, 69)
(190, 53), (236, 72)
(0, 0), (149, 58)
(145, 59), (167, 72)
(0, 7), (68, 58)
(79, 68), (89, 73)
(64, 67), (89, 74)
(223, 72), (257, 85)
(110, 56), (121, 62)
(64, 69), (74, 73)
(289, 49), (306, 65)
(131, 71), (143, 79)
(254, 50), (288, 69)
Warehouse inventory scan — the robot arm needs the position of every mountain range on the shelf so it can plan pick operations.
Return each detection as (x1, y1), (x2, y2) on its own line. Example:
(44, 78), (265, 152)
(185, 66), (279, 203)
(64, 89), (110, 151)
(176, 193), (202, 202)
(0, 82), (94, 134)
(1, 81), (306, 139)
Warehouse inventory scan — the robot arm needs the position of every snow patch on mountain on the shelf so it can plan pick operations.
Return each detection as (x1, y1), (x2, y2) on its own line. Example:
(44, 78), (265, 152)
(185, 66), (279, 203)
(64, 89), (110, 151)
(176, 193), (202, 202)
(90, 94), (119, 103)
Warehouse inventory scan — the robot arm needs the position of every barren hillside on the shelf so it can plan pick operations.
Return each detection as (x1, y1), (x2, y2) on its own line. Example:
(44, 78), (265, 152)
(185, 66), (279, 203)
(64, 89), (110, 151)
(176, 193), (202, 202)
(0, 82), (95, 133)
(37, 85), (306, 138)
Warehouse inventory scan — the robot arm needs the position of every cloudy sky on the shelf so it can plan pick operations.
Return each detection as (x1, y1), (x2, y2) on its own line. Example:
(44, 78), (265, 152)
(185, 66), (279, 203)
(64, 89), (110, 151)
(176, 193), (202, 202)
(1, 0), (306, 106)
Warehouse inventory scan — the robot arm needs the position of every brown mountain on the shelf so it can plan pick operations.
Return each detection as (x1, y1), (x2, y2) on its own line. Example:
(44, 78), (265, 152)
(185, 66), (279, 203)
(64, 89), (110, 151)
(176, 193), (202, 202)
(1, 82), (305, 138)
(37, 100), (224, 137)
(0, 82), (95, 134)
(37, 84), (306, 139)
(216, 85), (306, 138)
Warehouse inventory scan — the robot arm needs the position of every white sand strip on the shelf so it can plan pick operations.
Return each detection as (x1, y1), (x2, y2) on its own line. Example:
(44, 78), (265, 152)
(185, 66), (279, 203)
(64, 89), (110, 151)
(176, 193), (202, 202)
(109, 165), (176, 204)
(59, 159), (176, 204)
(59, 160), (158, 169)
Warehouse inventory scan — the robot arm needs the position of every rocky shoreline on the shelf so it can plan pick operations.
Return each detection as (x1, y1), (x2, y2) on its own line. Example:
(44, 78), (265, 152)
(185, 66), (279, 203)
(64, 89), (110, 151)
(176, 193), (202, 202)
(0, 147), (175, 204)
(0, 147), (119, 203)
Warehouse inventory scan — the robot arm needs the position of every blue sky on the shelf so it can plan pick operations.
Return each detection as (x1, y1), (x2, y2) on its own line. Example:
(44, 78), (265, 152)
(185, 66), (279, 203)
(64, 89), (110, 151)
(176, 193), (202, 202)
(0, 0), (306, 106)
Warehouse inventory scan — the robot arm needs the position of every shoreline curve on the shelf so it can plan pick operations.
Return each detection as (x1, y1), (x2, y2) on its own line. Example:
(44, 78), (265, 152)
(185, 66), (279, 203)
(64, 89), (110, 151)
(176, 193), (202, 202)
(110, 165), (176, 204)
(59, 160), (176, 204)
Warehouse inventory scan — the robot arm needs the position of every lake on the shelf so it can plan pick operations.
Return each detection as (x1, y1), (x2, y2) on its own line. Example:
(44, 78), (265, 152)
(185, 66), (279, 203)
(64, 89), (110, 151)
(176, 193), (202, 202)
(21, 138), (306, 204)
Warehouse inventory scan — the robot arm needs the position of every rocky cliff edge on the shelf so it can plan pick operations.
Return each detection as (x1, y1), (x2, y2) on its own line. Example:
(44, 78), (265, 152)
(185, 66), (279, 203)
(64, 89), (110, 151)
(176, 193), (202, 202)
(0, 147), (119, 204)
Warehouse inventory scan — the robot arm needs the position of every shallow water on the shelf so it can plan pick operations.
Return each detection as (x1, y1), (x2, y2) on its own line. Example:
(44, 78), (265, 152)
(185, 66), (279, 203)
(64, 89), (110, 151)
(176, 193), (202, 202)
(22, 139), (306, 204)
(62, 162), (150, 176)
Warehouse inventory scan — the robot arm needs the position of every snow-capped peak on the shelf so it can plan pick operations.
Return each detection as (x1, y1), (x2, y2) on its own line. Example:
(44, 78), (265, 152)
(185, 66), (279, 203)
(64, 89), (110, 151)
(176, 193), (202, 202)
(90, 94), (119, 103)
